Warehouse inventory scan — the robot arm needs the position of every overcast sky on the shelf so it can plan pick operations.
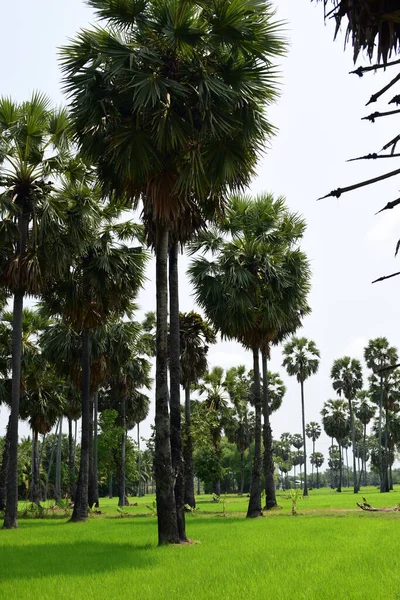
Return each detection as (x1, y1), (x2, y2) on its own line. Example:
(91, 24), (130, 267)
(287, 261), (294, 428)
(1, 1), (399, 466)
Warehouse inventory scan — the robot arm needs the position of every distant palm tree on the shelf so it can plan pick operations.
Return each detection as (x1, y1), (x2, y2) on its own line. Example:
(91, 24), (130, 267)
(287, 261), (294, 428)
(364, 338), (398, 492)
(196, 367), (232, 497)
(331, 357), (363, 493)
(282, 337), (320, 496)
(321, 400), (350, 492)
(355, 391), (376, 487)
(180, 312), (216, 508)
(291, 434), (304, 487)
(310, 452), (324, 488)
(306, 421), (321, 487)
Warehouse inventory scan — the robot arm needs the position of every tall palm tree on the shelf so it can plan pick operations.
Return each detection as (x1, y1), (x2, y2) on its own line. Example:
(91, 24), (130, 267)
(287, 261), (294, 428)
(282, 337), (320, 497)
(364, 338), (398, 492)
(190, 194), (311, 516)
(306, 421), (321, 487)
(180, 312), (216, 507)
(331, 356), (363, 493)
(310, 452), (324, 488)
(0, 93), (72, 528)
(196, 367), (232, 497)
(355, 391), (376, 487)
(321, 399), (350, 492)
(224, 366), (254, 496)
(42, 203), (147, 521)
(61, 0), (285, 545)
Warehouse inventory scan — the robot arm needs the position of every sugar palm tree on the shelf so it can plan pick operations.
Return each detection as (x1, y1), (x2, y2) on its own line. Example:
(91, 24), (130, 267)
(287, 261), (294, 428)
(61, 0), (285, 545)
(310, 452), (324, 488)
(282, 337), (320, 497)
(0, 93), (72, 528)
(42, 207), (147, 521)
(364, 338), (398, 492)
(331, 357), (363, 493)
(306, 421), (321, 487)
(321, 400), (350, 492)
(190, 194), (311, 516)
(355, 391), (376, 487)
(262, 369), (286, 506)
(180, 312), (216, 507)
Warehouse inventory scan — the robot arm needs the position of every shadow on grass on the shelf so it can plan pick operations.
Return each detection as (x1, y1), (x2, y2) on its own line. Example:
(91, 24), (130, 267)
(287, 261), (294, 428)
(0, 540), (156, 581)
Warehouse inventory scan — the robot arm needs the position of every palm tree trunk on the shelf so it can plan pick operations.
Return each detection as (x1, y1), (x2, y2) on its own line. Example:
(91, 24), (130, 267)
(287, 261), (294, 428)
(348, 399), (359, 493)
(0, 415), (11, 511)
(93, 392), (99, 508)
(30, 429), (41, 505)
(384, 408), (390, 493)
(118, 394), (127, 507)
(44, 419), (60, 502)
(316, 467), (319, 489)
(300, 380), (308, 497)
(169, 243), (186, 542)
(312, 440), (315, 488)
(55, 417), (62, 503)
(183, 385), (195, 508)
(3, 290), (24, 529)
(154, 223), (179, 544)
(108, 473), (113, 499)
(137, 424), (142, 497)
(337, 443), (342, 493)
(71, 328), (90, 522)
(363, 424), (367, 487)
(262, 352), (277, 510)
(239, 451), (245, 495)
(88, 394), (95, 508)
(68, 417), (74, 498)
(378, 376), (386, 492)
(247, 347), (263, 518)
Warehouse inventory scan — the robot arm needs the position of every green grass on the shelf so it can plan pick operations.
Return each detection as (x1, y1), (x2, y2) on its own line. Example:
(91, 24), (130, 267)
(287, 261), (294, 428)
(1, 488), (400, 599)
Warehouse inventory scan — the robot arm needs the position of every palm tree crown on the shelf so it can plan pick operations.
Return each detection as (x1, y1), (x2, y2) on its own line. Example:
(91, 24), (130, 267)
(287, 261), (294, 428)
(282, 337), (320, 383)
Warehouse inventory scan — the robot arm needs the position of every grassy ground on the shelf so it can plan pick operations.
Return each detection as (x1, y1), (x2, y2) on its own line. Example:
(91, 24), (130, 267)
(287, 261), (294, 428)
(1, 487), (400, 599)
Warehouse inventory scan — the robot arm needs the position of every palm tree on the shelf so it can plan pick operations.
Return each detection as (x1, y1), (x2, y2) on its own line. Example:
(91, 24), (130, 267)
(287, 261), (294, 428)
(355, 391), (376, 487)
(196, 367), (232, 497)
(42, 203), (147, 521)
(310, 452), (324, 488)
(331, 357), (363, 493)
(61, 0), (285, 545)
(364, 338), (398, 492)
(291, 434), (304, 487)
(190, 194), (311, 516)
(0, 93), (72, 528)
(224, 366), (254, 496)
(306, 421), (321, 487)
(282, 337), (320, 497)
(180, 312), (216, 508)
(321, 400), (350, 492)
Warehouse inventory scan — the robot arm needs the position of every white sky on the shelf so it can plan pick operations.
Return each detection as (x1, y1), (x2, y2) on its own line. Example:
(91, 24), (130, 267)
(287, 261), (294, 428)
(1, 1), (399, 467)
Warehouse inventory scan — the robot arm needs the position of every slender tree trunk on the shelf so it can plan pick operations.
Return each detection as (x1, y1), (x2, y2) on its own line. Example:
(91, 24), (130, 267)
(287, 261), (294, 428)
(311, 440), (315, 487)
(316, 467), (319, 489)
(0, 415), (11, 511)
(44, 420), (59, 502)
(71, 328), (90, 522)
(137, 424), (142, 497)
(93, 392), (99, 508)
(154, 223), (179, 544)
(384, 408), (390, 493)
(348, 399), (359, 493)
(247, 347), (263, 518)
(68, 417), (74, 499)
(197, 477), (200, 495)
(3, 290), (24, 529)
(118, 394), (127, 507)
(300, 381), (308, 497)
(364, 425), (367, 487)
(337, 443), (342, 493)
(55, 417), (63, 503)
(262, 352), (277, 510)
(108, 473), (113, 499)
(30, 429), (41, 505)
(169, 243), (187, 541)
(239, 452), (245, 495)
(378, 376), (386, 492)
(183, 384), (195, 508)
(88, 394), (95, 508)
